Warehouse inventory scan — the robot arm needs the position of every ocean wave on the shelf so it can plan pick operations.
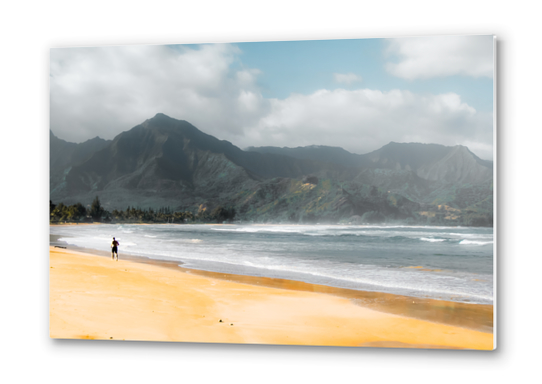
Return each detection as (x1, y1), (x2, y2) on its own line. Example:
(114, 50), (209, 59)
(420, 237), (445, 242)
(212, 226), (419, 239)
(119, 241), (137, 247)
(209, 226), (494, 243)
(181, 258), (493, 304)
(446, 232), (494, 239)
(459, 240), (494, 246)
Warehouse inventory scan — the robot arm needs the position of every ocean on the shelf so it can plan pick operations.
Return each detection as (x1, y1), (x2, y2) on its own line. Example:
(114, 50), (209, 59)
(50, 224), (494, 305)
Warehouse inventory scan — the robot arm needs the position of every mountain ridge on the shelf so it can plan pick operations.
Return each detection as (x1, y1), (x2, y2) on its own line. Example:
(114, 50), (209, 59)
(50, 113), (493, 226)
(248, 141), (492, 184)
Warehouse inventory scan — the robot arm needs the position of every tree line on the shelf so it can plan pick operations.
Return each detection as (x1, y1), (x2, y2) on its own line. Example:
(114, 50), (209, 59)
(50, 196), (236, 224)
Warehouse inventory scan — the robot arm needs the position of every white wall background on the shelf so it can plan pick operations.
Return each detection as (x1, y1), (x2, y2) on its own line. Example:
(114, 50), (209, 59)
(1, 1), (540, 383)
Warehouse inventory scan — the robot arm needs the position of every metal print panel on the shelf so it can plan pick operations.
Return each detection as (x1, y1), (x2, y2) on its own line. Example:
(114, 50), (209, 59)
(49, 35), (495, 349)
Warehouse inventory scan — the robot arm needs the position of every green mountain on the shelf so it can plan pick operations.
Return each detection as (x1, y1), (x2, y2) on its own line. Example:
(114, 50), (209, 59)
(50, 131), (111, 197)
(50, 113), (493, 226)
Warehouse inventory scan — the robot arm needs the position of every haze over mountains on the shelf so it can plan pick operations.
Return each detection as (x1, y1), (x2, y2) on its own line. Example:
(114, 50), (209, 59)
(50, 113), (493, 226)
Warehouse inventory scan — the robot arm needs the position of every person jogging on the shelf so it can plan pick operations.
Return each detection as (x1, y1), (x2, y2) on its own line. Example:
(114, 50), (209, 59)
(111, 237), (120, 261)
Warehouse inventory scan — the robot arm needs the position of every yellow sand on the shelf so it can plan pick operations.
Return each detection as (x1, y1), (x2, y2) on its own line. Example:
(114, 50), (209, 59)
(49, 247), (493, 349)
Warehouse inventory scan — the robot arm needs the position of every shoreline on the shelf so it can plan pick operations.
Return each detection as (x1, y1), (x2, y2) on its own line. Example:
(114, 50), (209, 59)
(50, 245), (493, 348)
(50, 237), (493, 333)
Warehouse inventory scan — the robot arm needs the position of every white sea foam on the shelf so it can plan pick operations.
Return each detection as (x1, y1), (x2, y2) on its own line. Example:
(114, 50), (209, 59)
(119, 241), (137, 247)
(459, 240), (493, 245)
(420, 237), (445, 242)
(180, 256), (494, 304)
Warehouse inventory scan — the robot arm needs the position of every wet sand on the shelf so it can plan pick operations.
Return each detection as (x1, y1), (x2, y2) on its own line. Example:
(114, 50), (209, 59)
(49, 246), (494, 349)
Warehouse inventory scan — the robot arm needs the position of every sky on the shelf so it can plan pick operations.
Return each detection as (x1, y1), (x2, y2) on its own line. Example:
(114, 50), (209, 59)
(50, 35), (494, 160)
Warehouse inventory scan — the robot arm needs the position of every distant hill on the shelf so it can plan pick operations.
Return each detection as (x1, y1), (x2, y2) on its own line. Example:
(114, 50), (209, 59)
(246, 145), (368, 168)
(50, 113), (493, 226)
(50, 131), (111, 195)
(362, 142), (492, 184)
(248, 141), (493, 184)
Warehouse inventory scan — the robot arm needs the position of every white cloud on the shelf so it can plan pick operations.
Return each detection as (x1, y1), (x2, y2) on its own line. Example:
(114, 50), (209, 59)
(50, 44), (269, 143)
(237, 89), (493, 160)
(386, 35), (494, 80)
(333, 72), (362, 85)
(50, 43), (494, 160)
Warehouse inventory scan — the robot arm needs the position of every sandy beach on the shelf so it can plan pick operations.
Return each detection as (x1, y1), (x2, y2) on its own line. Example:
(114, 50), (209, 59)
(49, 246), (493, 349)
